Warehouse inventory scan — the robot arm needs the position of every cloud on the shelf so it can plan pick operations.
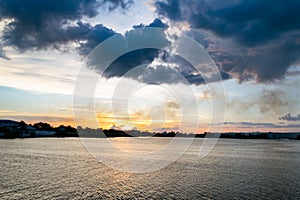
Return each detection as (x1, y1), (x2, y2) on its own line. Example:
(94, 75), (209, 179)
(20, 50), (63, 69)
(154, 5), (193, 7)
(217, 121), (300, 129)
(154, 0), (300, 82)
(133, 18), (169, 29)
(0, 44), (9, 59)
(100, 0), (133, 11)
(100, 40), (230, 85)
(223, 121), (279, 128)
(279, 113), (300, 121)
(88, 18), (222, 85)
(92, 18), (170, 79)
(0, 0), (132, 55)
(227, 89), (289, 116)
(165, 101), (180, 109)
(155, 0), (300, 46)
(287, 70), (300, 77)
(0, 1), (231, 86)
(258, 90), (288, 114)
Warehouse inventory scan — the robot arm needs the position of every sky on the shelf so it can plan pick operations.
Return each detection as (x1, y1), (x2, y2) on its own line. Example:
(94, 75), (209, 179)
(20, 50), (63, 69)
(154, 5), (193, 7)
(0, 0), (299, 133)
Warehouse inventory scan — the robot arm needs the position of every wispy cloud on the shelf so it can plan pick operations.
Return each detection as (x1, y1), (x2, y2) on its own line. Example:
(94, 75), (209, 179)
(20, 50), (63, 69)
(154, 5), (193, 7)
(227, 89), (290, 116)
(212, 121), (300, 130)
(279, 113), (300, 121)
(0, 51), (81, 94)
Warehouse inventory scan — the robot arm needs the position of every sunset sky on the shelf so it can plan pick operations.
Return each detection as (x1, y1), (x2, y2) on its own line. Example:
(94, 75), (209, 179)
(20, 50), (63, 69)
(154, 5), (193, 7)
(0, 0), (300, 133)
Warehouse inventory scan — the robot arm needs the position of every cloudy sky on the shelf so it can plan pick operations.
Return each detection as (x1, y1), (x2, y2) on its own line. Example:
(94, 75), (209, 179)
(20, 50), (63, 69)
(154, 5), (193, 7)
(0, 0), (299, 133)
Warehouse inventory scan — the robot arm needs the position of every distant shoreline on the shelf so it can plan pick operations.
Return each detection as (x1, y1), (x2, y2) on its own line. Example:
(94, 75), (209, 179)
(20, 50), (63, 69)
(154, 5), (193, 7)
(1, 132), (300, 140)
(1, 119), (300, 140)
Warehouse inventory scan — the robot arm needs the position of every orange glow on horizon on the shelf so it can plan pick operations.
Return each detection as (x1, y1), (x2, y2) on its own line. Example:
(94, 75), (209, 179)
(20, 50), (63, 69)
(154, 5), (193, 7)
(1, 110), (298, 133)
(96, 111), (182, 131)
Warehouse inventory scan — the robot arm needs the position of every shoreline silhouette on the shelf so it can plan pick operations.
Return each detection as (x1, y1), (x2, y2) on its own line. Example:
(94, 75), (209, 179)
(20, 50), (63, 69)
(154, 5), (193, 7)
(1, 119), (299, 140)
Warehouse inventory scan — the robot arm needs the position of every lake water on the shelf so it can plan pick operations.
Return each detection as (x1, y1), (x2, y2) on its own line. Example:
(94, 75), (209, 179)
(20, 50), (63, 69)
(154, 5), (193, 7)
(1, 138), (300, 199)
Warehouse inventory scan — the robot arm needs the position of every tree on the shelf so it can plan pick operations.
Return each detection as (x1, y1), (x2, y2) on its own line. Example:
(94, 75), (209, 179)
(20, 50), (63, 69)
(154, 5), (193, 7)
(18, 121), (27, 130)
(33, 122), (53, 131)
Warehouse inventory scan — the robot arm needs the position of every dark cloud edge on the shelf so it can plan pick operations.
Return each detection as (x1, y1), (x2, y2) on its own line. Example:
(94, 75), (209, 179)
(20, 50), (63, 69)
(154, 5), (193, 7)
(0, 0), (133, 57)
(154, 0), (300, 83)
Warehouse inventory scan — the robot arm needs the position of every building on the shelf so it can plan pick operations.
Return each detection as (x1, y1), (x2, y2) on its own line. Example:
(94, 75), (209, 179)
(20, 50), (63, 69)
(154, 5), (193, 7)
(0, 120), (20, 137)
(0, 120), (19, 127)
(19, 126), (37, 138)
(35, 130), (56, 137)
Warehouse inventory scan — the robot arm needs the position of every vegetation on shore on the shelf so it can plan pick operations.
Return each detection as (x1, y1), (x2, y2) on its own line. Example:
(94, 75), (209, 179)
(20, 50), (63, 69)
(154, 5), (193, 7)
(0, 120), (300, 140)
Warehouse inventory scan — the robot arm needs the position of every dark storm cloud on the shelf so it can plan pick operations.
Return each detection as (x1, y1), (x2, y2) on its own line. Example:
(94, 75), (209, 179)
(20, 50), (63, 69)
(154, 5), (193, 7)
(100, 35), (230, 85)
(0, 0), (231, 85)
(279, 113), (300, 121)
(132, 64), (204, 85)
(158, 52), (230, 85)
(100, 18), (170, 79)
(100, 0), (133, 10)
(133, 18), (169, 29)
(0, 0), (132, 55)
(90, 18), (227, 86)
(103, 49), (161, 78)
(136, 53), (206, 85)
(155, 0), (300, 82)
(155, 0), (300, 46)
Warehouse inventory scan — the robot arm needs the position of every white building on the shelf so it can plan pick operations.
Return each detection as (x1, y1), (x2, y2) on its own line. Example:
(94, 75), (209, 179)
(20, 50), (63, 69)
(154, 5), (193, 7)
(0, 120), (19, 137)
(0, 120), (19, 127)
(35, 130), (56, 137)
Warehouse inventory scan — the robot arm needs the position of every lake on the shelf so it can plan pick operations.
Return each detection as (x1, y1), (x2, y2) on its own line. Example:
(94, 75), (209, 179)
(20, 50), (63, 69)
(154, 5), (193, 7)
(1, 138), (300, 199)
